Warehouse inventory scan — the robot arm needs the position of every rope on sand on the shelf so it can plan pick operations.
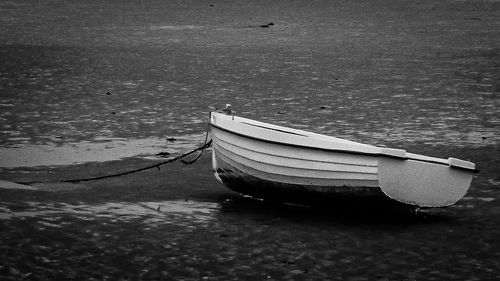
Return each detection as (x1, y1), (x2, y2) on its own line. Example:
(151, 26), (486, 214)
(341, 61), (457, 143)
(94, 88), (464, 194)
(16, 112), (216, 185)
(18, 139), (212, 185)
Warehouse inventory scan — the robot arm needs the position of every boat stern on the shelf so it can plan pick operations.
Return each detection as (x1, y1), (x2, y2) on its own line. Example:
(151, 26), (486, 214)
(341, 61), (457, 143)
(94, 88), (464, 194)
(378, 157), (475, 207)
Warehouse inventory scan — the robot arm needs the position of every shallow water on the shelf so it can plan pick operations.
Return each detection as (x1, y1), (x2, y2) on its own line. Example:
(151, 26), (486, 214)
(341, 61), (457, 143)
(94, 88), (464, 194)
(0, 133), (205, 168)
(0, 199), (217, 224)
(1, 0), (499, 151)
(1, 0), (499, 279)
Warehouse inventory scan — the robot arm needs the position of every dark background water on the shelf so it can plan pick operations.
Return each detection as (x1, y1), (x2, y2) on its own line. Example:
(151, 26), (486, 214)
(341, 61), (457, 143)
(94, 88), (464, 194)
(1, 0), (499, 280)
(1, 0), (499, 147)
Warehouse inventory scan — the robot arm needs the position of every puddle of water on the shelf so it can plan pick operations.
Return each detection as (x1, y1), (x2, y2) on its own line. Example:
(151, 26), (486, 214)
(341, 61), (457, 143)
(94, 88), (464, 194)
(0, 200), (218, 225)
(0, 179), (38, 190)
(150, 25), (204, 31)
(0, 134), (206, 168)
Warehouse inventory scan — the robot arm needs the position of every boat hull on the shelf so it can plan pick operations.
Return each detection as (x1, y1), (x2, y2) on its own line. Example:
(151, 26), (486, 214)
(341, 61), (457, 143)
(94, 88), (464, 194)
(212, 151), (388, 205)
(209, 112), (476, 207)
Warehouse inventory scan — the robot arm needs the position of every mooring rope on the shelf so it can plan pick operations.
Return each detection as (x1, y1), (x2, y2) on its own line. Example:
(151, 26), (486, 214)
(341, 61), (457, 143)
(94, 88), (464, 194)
(181, 120), (211, 165)
(17, 138), (212, 185)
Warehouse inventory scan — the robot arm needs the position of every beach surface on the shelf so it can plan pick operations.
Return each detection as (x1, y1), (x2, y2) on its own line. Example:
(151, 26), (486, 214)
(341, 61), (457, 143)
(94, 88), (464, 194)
(1, 0), (499, 279)
(0, 150), (498, 280)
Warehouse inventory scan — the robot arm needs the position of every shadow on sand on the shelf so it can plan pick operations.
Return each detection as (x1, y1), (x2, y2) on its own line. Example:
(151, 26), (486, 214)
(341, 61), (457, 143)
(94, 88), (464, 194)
(216, 194), (456, 227)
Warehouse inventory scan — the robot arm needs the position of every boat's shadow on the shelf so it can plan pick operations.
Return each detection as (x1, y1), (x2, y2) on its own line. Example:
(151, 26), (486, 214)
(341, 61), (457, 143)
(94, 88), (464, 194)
(216, 194), (456, 226)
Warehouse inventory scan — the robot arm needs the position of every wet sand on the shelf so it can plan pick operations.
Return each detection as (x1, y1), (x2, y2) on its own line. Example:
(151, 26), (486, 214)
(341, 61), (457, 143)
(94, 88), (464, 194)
(1, 0), (499, 279)
(1, 149), (499, 280)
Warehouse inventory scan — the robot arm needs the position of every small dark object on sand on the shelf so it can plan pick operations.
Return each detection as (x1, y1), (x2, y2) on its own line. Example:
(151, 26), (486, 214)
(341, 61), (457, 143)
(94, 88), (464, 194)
(156, 151), (171, 157)
(260, 22), (274, 28)
(166, 137), (176, 142)
(106, 91), (111, 95)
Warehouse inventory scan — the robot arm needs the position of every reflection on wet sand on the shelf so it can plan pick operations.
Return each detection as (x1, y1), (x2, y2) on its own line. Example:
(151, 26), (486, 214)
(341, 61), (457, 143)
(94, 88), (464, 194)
(0, 178), (499, 280)
(0, 134), (206, 168)
(0, 200), (218, 225)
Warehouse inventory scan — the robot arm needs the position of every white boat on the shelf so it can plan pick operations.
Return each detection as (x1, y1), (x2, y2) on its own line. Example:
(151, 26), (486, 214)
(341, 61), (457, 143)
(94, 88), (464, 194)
(209, 111), (477, 208)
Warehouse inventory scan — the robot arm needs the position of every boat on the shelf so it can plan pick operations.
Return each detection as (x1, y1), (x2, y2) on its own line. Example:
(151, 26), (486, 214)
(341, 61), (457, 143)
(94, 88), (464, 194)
(209, 110), (477, 208)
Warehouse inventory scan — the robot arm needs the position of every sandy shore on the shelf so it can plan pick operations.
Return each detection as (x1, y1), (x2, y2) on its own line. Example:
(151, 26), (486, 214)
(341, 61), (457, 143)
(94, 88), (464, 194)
(1, 149), (499, 280)
(0, 151), (229, 203)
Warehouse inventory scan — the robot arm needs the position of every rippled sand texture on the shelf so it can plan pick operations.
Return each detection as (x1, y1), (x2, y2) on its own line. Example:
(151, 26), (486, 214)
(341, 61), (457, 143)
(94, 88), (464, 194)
(0, 0), (499, 280)
(0, 156), (499, 280)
